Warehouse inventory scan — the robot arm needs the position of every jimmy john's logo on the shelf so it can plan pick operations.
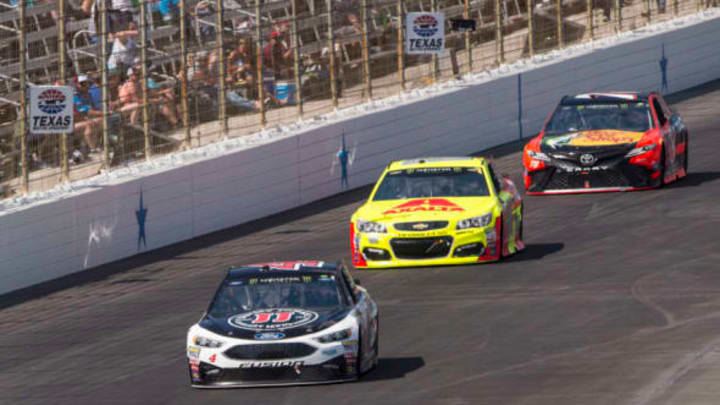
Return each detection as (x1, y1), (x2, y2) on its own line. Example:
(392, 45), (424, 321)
(228, 309), (318, 331)
(383, 198), (465, 215)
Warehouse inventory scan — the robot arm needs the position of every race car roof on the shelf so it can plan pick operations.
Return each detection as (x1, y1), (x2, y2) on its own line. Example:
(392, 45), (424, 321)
(561, 92), (652, 104)
(388, 156), (486, 170)
(227, 261), (339, 278)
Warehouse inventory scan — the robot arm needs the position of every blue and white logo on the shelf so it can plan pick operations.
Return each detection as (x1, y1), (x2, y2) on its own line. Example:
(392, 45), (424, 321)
(254, 332), (286, 340)
(413, 14), (439, 37)
(37, 89), (66, 114)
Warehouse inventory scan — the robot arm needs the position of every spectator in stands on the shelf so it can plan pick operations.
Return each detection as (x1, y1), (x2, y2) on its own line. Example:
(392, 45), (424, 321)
(227, 37), (254, 84)
(119, 67), (179, 129)
(73, 75), (103, 153)
(263, 31), (293, 80)
(107, 32), (138, 72)
(180, 51), (217, 118)
(153, 0), (179, 23)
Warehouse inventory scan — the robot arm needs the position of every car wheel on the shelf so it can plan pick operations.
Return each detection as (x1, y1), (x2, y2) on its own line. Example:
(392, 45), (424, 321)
(683, 138), (689, 174)
(658, 146), (666, 188)
(355, 331), (364, 378)
(497, 215), (504, 261)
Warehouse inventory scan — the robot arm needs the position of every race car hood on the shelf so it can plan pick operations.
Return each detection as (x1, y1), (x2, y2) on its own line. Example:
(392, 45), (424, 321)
(541, 129), (644, 151)
(356, 197), (497, 223)
(198, 307), (353, 340)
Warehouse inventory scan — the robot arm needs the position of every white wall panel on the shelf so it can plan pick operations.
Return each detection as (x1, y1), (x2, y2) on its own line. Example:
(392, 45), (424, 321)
(2, 16), (720, 295)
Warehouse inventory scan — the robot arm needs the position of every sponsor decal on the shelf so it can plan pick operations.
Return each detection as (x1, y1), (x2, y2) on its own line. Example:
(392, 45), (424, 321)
(406, 13), (445, 54)
(342, 340), (358, 347)
(238, 360), (305, 369)
(228, 309), (319, 331)
(247, 261), (323, 270)
(187, 346), (201, 359)
(29, 86), (74, 134)
(559, 165), (611, 173)
(254, 332), (286, 340)
(546, 130), (643, 148)
(209, 354), (217, 363)
(189, 358), (200, 366)
(383, 198), (465, 215)
(322, 347), (341, 356)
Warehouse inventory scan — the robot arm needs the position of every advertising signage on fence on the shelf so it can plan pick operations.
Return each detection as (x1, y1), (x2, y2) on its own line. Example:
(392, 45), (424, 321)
(450, 18), (476, 32)
(406, 12), (445, 55)
(29, 86), (74, 134)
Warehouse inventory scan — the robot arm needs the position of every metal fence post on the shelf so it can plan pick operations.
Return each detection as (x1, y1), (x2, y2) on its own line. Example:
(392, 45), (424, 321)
(646, 0), (651, 24)
(19, 0), (28, 194)
(614, 0), (622, 32)
(361, 0), (372, 100)
(140, 0), (151, 160)
(431, 0), (439, 81)
(291, 0), (303, 117)
(58, 0), (69, 182)
(216, 0), (228, 136)
(586, 0), (594, 40)
(255, 0), (266, 127)
(527, 0), (534, 58)
(397, 0), (405, 90)
(326, 0), (338, 108)
(464, 0), (473, 72)
(180, 0), (191, 147)
(673, 0), (678, 14)
(557, 0), (564, 48)
(495, 0), (504, 64)
(100, 0), (110, 167)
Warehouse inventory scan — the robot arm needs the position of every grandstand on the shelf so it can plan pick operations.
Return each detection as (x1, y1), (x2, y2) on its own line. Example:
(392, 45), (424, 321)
(0, 0), (706, 198)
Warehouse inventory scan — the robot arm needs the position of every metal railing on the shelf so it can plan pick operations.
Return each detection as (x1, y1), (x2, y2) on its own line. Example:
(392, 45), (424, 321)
(0, 0), (716, 199)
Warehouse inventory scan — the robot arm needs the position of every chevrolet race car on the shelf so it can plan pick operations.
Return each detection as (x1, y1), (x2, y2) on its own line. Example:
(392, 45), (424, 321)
(523, 92), (688, 194)
(186, 261), (379, 388)
(350, 157), (524, 268)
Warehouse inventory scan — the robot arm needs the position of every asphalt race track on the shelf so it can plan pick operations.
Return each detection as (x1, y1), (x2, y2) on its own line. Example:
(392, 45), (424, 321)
(2, 82), (720, 405)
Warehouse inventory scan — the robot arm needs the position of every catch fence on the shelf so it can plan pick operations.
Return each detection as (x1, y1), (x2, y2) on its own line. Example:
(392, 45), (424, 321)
(0, 0), (715, 198)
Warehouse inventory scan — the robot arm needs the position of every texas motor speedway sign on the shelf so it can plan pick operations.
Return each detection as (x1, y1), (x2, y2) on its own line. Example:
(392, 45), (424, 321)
(406, 12), (445, 54)
(29, 86), (74, 134)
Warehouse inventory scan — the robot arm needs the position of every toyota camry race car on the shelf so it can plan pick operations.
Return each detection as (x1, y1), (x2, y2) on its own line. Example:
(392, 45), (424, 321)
(523, 92), (688, 194)
(350, 157), (524, 268)
(186, 261), (379, 388)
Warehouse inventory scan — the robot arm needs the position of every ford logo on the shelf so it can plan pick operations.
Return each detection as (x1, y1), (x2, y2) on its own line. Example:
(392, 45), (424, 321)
(254, 332), (286, 340)
(579, 153), (596, 166)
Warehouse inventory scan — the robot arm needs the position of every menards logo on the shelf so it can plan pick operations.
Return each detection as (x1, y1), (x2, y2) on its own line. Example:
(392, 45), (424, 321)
(383, 198), (465, 215)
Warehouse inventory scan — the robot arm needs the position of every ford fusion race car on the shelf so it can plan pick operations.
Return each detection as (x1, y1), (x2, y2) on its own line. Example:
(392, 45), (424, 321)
(350, 157), (524, 268)
(523, 92), (688, 194)
(186, 261), (379, 388)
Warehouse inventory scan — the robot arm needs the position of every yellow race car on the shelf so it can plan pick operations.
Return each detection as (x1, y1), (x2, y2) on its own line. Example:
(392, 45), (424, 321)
(350, 157), (525, 268)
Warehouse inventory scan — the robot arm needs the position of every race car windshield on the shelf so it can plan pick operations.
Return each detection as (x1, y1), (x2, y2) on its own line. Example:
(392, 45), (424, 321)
(373, 167), (490, 201)
(208, 273), (349, 318)
(545, 102), (652, 133)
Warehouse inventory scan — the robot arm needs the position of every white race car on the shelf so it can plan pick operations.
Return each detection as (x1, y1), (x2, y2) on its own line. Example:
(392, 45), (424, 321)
(186, 261), (379, 388)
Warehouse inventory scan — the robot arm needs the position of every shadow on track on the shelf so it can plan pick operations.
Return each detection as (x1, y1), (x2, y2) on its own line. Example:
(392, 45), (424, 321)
(504, 243), (565, 263)
(359, 357), (425, 383)
(666, 171), (720, 189)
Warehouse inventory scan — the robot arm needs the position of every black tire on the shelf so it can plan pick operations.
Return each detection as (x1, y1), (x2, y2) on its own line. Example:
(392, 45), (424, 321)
(658, 146), (666, 188)
(497, 215), (504, 261)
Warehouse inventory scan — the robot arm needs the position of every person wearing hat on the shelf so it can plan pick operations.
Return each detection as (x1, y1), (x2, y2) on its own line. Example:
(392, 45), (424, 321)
(73, 75), (103, 153)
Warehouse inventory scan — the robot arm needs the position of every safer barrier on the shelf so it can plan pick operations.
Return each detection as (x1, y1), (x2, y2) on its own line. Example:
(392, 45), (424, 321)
(1, 11), (719, 295)
(1, 0), (717, 198)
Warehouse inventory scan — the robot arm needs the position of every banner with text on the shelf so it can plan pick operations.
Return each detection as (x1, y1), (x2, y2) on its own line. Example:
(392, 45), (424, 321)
(29, 85), (74, 134)
(406, 12), (445, 54)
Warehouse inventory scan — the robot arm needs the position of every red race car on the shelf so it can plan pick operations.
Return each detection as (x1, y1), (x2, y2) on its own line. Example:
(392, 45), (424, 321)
(523, 92), (688, 194)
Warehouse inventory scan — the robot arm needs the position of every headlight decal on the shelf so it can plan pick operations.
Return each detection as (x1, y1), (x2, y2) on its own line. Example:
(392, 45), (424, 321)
(193, 335), (224, 348)
(356, 219), (387, 233)
(625, 144), (656, 158)
(315, 328), (353, 343)
(456, 213), (493, 230)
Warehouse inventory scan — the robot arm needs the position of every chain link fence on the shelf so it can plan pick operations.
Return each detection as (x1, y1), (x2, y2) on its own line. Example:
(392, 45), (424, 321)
(0, 0), (716, 198)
